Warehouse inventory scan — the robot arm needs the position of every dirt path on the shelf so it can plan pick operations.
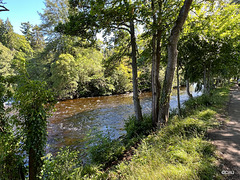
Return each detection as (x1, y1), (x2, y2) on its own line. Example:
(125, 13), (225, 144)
(209, 85), (240, 179)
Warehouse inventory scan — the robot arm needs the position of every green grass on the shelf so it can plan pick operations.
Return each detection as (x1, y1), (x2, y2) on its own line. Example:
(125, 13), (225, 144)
(41, 86), (230, 179)
(103, 86), (229, 180)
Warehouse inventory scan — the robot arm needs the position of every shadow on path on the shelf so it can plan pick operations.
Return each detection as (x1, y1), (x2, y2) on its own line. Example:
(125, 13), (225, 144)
(208, 85), (240, 179)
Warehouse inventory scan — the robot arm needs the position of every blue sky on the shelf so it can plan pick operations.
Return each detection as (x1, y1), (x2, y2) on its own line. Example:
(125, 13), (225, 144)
(0, 0), (45, 34)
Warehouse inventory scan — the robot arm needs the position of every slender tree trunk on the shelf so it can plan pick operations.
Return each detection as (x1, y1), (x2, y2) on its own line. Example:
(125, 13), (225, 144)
(151, 0), (162, 127)
(151, 18), (158, 127)
(203, 63), (208, 94)
(29, 148), (37, 180)
(177, 60), (181, 116)
(186, 79), (193, 98)
(158, 0), (193, 126)
(208, 62), (213, 92)
(207, 68), (210, 93)
(130, 19), (143, 122)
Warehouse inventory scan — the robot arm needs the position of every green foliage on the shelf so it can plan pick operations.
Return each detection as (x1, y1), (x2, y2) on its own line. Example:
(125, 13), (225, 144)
(21, 22), (45, 51)
(13, 76), (56, 178)
(41, 148), (82, 180)
(183, 87), (230, 116)
(87, 130), (126, 165)
(0, 118), (25, 179)
(39, 0), (70, 37)
(179, 2), (240, 91)
(0, 19), (33, 56)
(0, 75), (26, 179)
(124, 114), (153, 140)
(76, 48), (106, 96)
(108, 61), (132, 94)
(41, 148), (107, 179)
(81, 114), (152, 169)
(138, 65), (151, 91)
(0, 42), (14, 77)
(51, 53), (78, 99)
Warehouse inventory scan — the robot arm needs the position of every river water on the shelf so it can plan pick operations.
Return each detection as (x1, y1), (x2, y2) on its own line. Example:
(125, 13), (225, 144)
(47, 86), (201, 154)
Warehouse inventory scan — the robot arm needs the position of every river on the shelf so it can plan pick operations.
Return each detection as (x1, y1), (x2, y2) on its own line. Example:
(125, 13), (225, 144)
(47, 85), (201, 154)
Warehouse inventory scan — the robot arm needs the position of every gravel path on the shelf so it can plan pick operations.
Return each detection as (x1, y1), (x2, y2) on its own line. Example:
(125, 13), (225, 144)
(209, 85), (240, 179)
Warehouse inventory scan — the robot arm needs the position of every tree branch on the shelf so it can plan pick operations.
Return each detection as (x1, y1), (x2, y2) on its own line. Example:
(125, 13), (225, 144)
(109, 25), (131, 33)
(0, 5), (9, 11)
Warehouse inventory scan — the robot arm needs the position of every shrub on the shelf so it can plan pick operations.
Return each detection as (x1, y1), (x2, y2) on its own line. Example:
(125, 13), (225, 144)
(124, 114), (153, 140)
(87, 131), (125, 165)
(41, 148), (82, 180)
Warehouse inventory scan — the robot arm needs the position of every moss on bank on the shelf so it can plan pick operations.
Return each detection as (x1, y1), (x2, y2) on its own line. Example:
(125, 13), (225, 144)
(41, 86), (230, 179)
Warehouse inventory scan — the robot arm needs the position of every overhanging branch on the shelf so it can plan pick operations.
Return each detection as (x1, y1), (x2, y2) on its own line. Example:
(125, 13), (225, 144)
(0, 5), (9, 12)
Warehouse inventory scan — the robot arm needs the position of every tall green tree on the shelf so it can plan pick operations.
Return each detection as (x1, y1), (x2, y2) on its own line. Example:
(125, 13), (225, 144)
(179, 2), (240, 93)
(39, 0), (70, 40)
(58, 0), (145, 121)
(158, 0), (193, 126)
(0, 75), (26, 180)
(20, 22), (32, 42)
(0, 42), (14, 77)
(14, 77), (55, 180)
(0, 18), (14, 49)
(51, 53), (78, 99)
(21, 22), (45, 51)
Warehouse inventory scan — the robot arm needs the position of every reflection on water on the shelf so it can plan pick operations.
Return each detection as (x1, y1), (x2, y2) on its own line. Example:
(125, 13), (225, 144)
(47, 86), (201, 154)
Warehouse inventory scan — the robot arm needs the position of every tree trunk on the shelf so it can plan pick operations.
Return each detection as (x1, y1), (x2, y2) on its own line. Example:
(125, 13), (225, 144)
(203, 63), (209, 94)
(186, 79), (193, 98)
(177, 60), (181, 116)
(29, 147), (37, 180)
(151, 22), (158, 127)
(158, 0), (193, 126)
(207, 68), (210, 93)
(151, 0), (162, 127)
(130, 19), (143, 122)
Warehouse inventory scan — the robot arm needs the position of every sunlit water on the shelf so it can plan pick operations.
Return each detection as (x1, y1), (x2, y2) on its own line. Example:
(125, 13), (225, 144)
(47, 85), (201, 154)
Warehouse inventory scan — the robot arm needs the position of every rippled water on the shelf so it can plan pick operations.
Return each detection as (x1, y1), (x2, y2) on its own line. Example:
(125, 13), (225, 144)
(47, 86), (201, 154)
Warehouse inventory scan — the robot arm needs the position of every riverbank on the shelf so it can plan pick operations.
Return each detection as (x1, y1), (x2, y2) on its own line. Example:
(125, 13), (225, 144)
(41, 86), (230, 179)
(102, 86), (230, 179)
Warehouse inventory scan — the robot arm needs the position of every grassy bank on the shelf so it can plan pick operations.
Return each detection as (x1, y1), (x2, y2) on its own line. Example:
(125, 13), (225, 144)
(41, 86), (230, 179)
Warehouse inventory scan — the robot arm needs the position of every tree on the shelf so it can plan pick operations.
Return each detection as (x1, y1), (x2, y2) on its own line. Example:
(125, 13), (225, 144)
(0, 18), (14, 49)
(14, 77), (55, 180)
(0, 19), (33, 58)
(0, 75), (26, 180)
(20, 22), (33, 42)
(21, 22), (45, 51)
(39, 0), (70, 40)
(179, 2), (240, 93)
(151, 0), (162, 127)
(31, 25), (45, 51)
(158, 0), (193, 126)
(58, 0), (144, 121)
(136, 0), (185, 127)
(103, 31), (133, 94)
(51, 53), (78, 99)
(0, 43), (14, 77)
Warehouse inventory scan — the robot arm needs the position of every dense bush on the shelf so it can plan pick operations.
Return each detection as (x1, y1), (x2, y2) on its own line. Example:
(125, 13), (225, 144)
(41, 148), (83, 179)
(87, 131), (126, 165)
(124, 114), (153, 140)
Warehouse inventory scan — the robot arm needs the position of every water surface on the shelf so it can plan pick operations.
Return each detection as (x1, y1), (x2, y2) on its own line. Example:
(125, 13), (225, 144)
(47, 86), (201, 154)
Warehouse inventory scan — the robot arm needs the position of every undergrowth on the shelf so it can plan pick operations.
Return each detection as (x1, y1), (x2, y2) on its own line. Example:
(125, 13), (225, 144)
(41, 86), (229, 179)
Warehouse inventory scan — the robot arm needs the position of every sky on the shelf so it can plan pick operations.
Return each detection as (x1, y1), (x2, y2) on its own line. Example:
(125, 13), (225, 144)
(0, 0), (45, 34)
